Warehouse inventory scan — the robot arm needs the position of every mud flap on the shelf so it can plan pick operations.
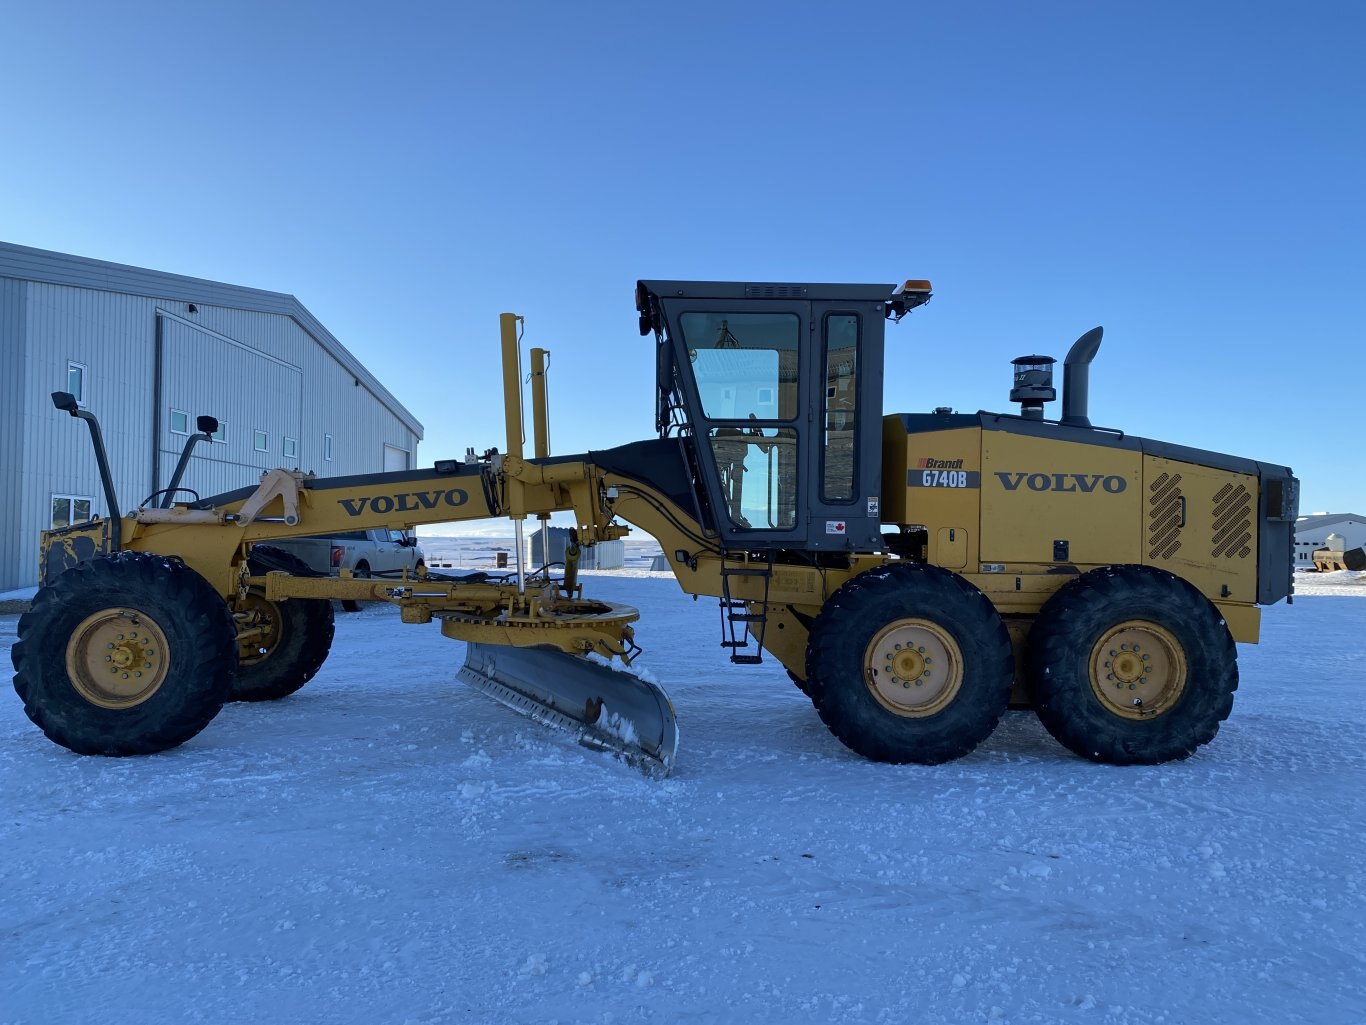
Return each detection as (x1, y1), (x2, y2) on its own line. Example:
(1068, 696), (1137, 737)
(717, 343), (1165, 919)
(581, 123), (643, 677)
(457, 642), (679, 778)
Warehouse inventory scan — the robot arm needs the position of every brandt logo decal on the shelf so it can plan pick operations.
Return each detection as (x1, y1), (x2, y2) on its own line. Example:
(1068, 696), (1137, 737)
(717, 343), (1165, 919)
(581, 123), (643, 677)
(994, 472), (1127, 494)
(916, 457), (965, 469)
(338, 488), (469, 516)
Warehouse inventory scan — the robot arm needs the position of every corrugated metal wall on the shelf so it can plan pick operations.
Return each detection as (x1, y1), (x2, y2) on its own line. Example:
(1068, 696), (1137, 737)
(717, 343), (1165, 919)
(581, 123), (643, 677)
(0, 278), (27, 586)
(1, 278), (421, 590)
(159, 313), (305, 499)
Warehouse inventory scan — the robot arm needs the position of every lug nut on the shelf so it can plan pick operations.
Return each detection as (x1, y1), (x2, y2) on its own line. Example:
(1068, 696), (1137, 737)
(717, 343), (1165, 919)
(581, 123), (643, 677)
(104, 655), (112, 662)
(121, 673), (129, 680)
(134, 671), (142, 678)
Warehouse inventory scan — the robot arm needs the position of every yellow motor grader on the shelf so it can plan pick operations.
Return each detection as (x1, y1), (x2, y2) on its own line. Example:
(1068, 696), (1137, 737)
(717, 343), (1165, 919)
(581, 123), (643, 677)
(12, 279), (1299, 775)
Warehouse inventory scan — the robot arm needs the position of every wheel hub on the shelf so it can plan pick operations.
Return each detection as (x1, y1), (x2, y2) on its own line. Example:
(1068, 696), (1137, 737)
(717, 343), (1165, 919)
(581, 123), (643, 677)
(235, 592), (282, 665)
(1089, 621), (1187, 719)
(864, 619), (963, 717)
(65, 609), (170, 709)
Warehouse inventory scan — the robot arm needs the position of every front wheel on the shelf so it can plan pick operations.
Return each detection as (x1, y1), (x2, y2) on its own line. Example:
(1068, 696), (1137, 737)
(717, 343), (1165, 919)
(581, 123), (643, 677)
(10, 553), (237, 755)
(340, 561), (371, 614)
(1025, 565), (1238, 764)
(231, 546), (335, 702)
(807, 563), (1014, 764)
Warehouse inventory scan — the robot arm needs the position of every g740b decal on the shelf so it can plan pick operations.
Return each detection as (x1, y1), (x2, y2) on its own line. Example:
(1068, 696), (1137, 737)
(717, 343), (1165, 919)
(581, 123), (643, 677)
(908, 469), (980, 488)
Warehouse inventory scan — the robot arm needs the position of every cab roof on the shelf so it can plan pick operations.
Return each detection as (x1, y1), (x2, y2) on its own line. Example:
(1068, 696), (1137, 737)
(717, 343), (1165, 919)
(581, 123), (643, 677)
(637, 280), (897, 302)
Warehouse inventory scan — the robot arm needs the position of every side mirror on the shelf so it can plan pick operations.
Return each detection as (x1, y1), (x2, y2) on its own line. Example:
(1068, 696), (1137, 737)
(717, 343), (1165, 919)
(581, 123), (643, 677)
(51, 391), (80, 415)
(197, 415), (219, 435)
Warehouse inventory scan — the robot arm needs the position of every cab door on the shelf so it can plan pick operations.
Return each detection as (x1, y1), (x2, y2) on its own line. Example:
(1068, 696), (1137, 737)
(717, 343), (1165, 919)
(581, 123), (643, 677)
(806, 301), (885, 551)
(670, 299), (810, 550)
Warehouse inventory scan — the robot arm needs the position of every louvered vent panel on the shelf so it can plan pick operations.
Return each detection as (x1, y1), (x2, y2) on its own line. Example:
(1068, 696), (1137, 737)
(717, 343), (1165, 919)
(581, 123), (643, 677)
(1211, 482), (1253, 559)
(744, 284), (808, 298)
(1148, 472), (1183, 560)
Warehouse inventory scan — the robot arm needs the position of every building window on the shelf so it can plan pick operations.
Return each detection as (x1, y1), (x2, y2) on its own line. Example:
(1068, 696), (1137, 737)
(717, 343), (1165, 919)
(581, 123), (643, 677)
(52, 494), (93, 529)
(284, 436), (297, 460)
(67, 361), (86, 405)
(169, 409), (189, 435)
(324, 434), (333, 461)
(212, 422), (228, 443)
(254, 429), (268, 453)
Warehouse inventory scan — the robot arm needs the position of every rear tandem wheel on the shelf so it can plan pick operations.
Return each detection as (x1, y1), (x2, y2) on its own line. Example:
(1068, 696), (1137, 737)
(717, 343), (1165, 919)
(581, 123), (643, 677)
(1025, 564), (1238, 764)
(806, 563), (1014, 764)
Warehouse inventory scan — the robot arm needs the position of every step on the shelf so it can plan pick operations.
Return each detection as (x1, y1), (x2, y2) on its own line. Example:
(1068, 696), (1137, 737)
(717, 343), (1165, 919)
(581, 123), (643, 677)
(729, 654), (764, 665)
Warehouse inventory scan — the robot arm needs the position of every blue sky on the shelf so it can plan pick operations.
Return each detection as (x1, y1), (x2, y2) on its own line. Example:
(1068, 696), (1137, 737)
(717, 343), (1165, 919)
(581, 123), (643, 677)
(4, 0), (1363, 514)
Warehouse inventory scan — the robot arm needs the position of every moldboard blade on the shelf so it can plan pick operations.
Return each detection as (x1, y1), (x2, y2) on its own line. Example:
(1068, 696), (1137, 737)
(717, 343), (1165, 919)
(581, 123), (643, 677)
(457, 642), (678, 778)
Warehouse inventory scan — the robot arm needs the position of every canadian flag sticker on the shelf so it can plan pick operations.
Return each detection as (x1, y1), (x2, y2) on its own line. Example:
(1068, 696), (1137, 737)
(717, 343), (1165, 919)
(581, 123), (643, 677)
(825, 520), (847, 535)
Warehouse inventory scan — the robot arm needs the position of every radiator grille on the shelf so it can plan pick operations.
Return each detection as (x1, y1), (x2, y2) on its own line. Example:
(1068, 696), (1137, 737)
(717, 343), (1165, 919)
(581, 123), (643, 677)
(744, 284), (808, 298)
(1148, 472), (1183, 560)
(1212, 483), (1253, 559)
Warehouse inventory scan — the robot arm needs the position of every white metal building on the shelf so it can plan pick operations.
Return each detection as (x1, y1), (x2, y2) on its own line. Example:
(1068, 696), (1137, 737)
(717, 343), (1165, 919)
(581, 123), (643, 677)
(1294, 513), (1366, 568)
(530, 526), (626, 570)
(0, 242), (423, 591)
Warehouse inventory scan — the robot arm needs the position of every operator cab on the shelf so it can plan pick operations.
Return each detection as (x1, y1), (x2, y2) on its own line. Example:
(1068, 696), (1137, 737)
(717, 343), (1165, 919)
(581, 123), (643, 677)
(636, 279), (931, 553)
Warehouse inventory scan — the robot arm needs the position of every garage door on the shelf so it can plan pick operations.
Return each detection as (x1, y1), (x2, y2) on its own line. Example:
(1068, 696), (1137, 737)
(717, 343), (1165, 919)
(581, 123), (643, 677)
(384, 445), (409, 472)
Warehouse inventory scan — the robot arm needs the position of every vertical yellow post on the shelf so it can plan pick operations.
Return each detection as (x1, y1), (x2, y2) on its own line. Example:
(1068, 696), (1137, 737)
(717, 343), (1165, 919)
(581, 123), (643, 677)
(499, 313), (524, 462)
(529, 347), (553, 578)
(499, 312), (527, 593)
(530, 347), (550, 460)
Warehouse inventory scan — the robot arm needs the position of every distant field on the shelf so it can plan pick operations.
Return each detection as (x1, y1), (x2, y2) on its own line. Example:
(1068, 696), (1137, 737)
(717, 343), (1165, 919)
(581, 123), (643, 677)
(419, 534), (665, 573)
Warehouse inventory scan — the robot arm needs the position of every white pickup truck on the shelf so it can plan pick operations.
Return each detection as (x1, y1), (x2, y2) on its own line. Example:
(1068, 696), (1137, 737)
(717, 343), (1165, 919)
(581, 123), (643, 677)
(268, 529), (424, 611)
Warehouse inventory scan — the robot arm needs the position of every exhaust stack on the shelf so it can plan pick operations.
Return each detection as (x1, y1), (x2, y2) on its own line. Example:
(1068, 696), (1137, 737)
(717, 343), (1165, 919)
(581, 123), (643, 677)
(51, 391), (122, 551)
(1062, 327), (1104, 427)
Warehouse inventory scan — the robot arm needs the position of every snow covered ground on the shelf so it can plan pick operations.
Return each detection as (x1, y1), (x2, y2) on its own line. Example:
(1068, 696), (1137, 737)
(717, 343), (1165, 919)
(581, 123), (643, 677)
(2, 578), (1363, 1025)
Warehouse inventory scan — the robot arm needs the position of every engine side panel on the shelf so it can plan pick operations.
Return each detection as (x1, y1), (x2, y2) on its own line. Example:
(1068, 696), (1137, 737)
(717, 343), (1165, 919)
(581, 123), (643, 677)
(979, 430), (1142, 567)
(1142, 456), (1259, 604)
(882, 412), (1292, 642)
